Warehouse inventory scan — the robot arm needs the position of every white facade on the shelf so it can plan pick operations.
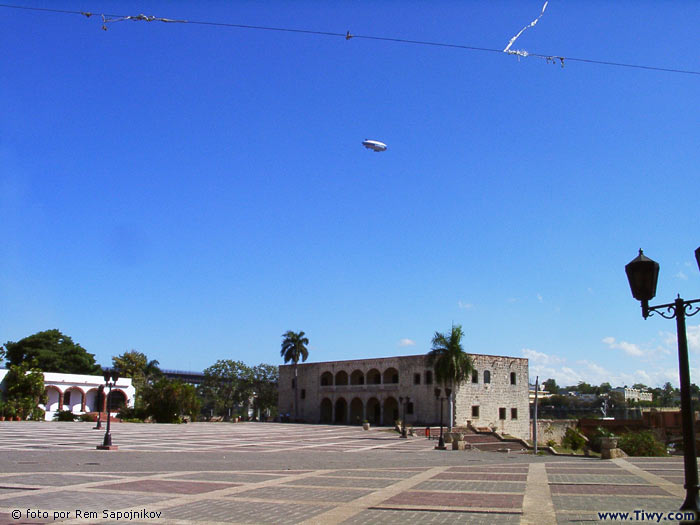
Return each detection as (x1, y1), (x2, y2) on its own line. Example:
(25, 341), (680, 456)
(613, 387), (653, 403)
(0, 369), (134, 421)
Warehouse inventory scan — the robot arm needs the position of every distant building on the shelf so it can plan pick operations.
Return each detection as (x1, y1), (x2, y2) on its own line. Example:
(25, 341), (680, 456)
(528, 383), (551, 404)
(161, 369), (205, 386)
(0, 369), (135, 421)
(279, 353), (530, 440)
(613, 387), (653, 403)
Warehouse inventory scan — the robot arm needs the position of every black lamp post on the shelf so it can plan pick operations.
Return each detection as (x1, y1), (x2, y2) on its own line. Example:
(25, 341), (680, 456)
(93, 384), (104, 430)
(434, 388), (450, 450)
(626, 248), (700, 520)
(97, 369), (120, 450)
(399, 396), (410, 438)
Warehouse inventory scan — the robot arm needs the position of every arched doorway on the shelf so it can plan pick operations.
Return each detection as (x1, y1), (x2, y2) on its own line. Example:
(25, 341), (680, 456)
(383, 368), (399, 384)
(320, 398), (332, 423)
(64, 387), (85, 413)
(367, 369), (381, 385)
(383, 397), (399, 425)
(334, 398), (347, 424)
(107, 389), (127, 412)
(349, 397), (363, 424)
(320, 372), (333, 386)
(350, 370), (364, 385)
(335, 371), (348, 386)
(44, 386), (61, 412)
(366, 397), (380, 424)
(85, 388), (104, 412)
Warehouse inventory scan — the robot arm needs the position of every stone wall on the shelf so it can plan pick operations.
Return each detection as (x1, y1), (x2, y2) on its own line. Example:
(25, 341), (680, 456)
(279, 353), (530, 440)
(530, 419), (578, 445)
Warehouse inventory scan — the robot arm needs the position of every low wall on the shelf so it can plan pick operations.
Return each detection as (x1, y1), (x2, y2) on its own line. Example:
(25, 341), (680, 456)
(530, 419), (577, 445)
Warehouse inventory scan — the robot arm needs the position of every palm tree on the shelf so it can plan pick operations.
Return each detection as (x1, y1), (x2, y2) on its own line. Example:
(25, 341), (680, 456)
(280, 330), (309, 421)
(426, 324), (473, 430)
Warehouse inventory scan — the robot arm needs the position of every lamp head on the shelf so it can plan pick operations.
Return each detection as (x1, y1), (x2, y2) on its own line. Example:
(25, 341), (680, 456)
(111, 371), (120, 382)
(625, 249), (659, 303)
(103, 369), (111, 382)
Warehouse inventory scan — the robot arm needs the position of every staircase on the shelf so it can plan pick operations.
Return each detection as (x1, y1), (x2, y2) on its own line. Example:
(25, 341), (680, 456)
(421, 426), (529, 452)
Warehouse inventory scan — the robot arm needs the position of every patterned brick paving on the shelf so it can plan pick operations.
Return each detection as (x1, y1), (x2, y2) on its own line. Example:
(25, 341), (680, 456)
(382, 490), (523, 508)
(550, 483), (669, 495)
(96, 479), (239, 494)
(0, 423), (694, 524)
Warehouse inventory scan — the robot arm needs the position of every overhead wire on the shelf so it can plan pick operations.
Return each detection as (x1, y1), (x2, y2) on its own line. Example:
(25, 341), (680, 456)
(0, 3), (698, 76)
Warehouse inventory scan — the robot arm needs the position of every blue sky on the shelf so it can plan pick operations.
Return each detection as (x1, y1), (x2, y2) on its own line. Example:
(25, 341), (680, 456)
(1, 1), (699, 388)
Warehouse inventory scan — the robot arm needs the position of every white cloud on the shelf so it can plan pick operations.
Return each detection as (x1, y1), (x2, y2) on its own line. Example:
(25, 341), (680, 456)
(522, 348), (564, 365)
(458, 301), (473, 310)
(507, 297), (518, 303)
(602, 336), (644, 357)
(398, 338), (415, 347)
(676, 271), (688, 280)
(536, 294), (543, 303)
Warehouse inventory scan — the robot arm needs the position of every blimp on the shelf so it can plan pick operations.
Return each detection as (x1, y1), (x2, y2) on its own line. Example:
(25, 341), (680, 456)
(362, 139), (387, 152)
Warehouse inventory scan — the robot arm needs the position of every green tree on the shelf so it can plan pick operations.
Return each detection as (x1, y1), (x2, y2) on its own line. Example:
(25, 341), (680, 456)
(3, 329), (101, 374)
(3, 361), (47, 420)
(280, 330), (309, 421)
(141, 378), (200, 423)
(249, 363), (279, 419)
(543, 378), (559, 394)
(112, 350), (161, 404)
(201, 360), (252, 419)
(599, 382), (612, 394)
(426, 324), (473, 430)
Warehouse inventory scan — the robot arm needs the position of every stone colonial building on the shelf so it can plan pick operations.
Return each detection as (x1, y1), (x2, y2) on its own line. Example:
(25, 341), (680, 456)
(279, 353), (530, 439)
(0, 369), (135, 421)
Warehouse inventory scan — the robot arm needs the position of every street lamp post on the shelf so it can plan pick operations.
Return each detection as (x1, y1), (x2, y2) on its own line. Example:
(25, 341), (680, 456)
(434, 388), (450, 450)
(626, 248), (700, 520)
(399, 396), (410, 438)
(96, 369), (120, 450)
(93, 384), (104, 430)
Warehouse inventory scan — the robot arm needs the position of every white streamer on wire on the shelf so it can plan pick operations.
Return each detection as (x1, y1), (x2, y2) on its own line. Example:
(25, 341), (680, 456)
(503, 1), (548, 57)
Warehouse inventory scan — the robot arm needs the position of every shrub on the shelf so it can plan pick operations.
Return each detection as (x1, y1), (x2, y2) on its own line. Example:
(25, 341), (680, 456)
(53, 410), (77, 422)
(79, 413), (96, 422)
(590, 426), (616, 453)
(618, 431), (667, 457)
(546, 439), (557, 448)
(561, 427), (586, 451)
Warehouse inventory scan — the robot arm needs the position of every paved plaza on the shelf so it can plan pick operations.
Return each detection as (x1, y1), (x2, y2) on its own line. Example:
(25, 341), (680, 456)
(0, 422), (695, 524)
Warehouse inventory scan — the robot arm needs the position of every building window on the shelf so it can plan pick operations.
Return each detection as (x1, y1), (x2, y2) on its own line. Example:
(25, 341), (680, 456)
(301, 389), (306, 400)
(510, 372), (517, 385)
(511, 408), (517, 419)
(472, 370), (478, 383)
(292, 378), (296, 389)
(471, 406), (479, 418)
(425, 371), (433, 384)
(320, 372), (332, 386)
(64, 391), (71, 406)
(407, 402), (414, 415)
(392, 373), (399, 383)
(414, 373), (421, 385)
(499, 407), (506, 420)
(484, 370), (491, 384)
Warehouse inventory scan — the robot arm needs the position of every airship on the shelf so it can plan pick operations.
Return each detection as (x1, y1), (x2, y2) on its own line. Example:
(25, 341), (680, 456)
(362, 139), (387, 152)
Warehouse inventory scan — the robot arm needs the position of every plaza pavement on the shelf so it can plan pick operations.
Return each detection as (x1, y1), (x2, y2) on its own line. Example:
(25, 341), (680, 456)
(0, 422), (694, 524)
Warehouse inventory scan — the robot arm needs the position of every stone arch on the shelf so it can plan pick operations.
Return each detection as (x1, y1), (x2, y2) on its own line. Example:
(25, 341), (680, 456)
(107, 389), (127, 412)
(63, 386), (85, 412)
(349, 397), (363, 424)
(484, 370), (491, 384)
(44, 385), (61, 412)
(320, 398), (332, 423)
(367, 369), (381, 385)
(334, 397), (348, 424)
(350, 370), (364, 385)
(366, 397), (381, 424)
(383, 397), (399, 425)
(383, 367), (399, 384)
(335, 370), (348, 386)
(85, 388), (104, 412)
(320, 371), (333, 386)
